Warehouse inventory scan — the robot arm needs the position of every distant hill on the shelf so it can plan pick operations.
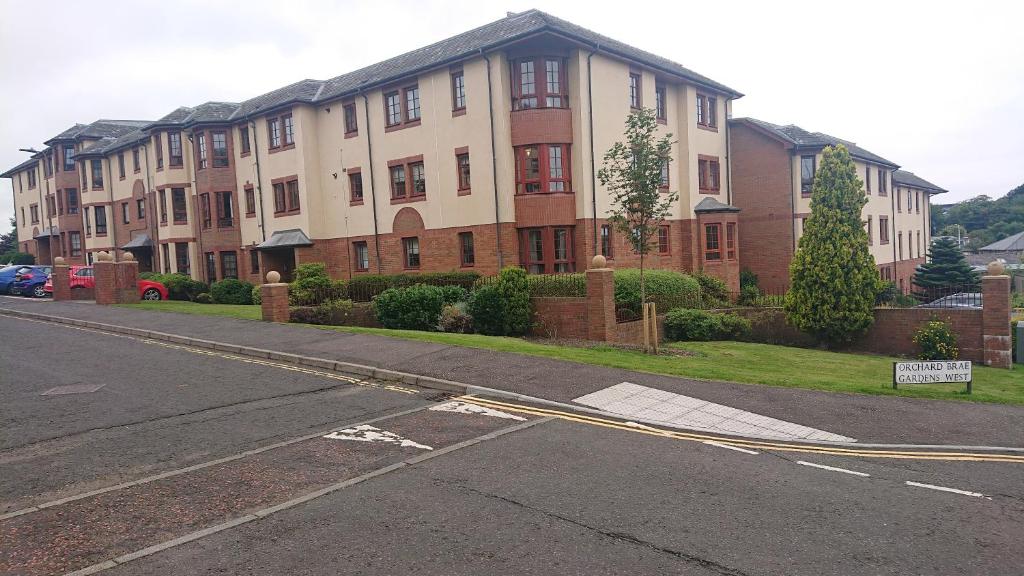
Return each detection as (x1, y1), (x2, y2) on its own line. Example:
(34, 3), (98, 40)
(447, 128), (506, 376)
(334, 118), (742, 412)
(931, 182), (1024, 249)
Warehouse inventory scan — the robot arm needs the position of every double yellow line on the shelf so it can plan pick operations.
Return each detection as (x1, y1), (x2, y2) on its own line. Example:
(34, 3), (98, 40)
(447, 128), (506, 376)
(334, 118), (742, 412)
(460, 395), (1024, 464)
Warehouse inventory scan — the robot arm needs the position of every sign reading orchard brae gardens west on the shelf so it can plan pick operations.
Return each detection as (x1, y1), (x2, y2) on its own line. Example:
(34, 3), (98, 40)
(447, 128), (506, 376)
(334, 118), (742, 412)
(893, 361), (973, 393)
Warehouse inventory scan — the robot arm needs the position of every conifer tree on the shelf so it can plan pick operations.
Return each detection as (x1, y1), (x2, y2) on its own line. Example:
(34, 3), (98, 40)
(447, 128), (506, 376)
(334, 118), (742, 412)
(784, 145), (881, 345)
(913, 236), (980, 298)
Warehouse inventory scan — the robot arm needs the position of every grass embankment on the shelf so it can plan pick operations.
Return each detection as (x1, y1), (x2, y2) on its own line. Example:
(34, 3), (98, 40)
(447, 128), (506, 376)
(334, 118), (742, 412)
(119, 301), (1023, 405)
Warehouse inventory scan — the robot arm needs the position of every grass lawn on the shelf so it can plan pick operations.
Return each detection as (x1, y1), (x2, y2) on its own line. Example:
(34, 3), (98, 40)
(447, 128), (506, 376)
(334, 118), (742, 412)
(117, 301), (1023, 405)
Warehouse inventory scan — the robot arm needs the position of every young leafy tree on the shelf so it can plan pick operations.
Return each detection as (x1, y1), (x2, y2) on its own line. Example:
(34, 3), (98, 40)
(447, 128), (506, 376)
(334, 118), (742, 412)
(784, 145), (881, 345)
(597, 108), (677, 309)
(0, 217), (16, 255)
(913, 236), (980, 298)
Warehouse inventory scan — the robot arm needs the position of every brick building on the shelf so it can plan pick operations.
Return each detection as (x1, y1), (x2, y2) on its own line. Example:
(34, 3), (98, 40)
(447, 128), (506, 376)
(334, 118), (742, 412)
(729, 118), (945, 292)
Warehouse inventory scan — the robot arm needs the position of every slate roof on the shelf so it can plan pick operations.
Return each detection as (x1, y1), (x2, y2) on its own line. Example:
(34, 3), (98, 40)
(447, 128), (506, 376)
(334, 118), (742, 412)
(693, 197), (740, 213)
(76, 128), (149, 158)
(122, 233), (155, 250)
(147, 102), (242, 129)
(733, 118), (899, 168)
(892, 170), (947, 194)
(0, 156), (39, 178)
(979, 231), (1024, 252)
(256, 229), (314, 249)
(43, 119), (150, 145)
(233, 80), (324, 119)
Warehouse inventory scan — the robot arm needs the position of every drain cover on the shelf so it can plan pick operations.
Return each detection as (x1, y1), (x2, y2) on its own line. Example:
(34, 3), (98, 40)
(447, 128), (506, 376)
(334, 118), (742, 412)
(41, 383), (106, 396)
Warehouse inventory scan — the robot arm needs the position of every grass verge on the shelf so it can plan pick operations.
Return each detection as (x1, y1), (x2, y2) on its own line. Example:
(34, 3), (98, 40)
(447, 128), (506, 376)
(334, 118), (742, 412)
(116, 301), (262, 321)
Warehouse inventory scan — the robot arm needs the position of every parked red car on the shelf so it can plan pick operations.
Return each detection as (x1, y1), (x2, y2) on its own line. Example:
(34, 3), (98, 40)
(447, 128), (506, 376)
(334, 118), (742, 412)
(44, 266), (169, 300)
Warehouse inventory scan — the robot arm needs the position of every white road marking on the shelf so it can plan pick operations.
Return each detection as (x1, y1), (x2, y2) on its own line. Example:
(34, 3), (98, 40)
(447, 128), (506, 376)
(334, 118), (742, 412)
(703, 440), (759, 455)
(797, 461), (870, 477)
(906, 481), (988, 498)
(323, 424), (433, 450)
(429, 400), (526, 420)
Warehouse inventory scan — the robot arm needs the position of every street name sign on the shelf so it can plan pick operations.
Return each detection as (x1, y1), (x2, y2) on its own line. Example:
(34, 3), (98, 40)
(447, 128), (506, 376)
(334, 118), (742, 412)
(893, 360), (972, 394)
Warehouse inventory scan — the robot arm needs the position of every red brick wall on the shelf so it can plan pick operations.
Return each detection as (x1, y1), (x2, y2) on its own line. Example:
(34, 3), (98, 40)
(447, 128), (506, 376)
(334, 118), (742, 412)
(850, 308), (984, 361)
(193, 127), (243, 282)
(730, 122), (795, 293)
(615, 314), (667, 345)
(530, 297), (587, 339)
(515, 193), (576, 228)
(509, 108), (573, 146)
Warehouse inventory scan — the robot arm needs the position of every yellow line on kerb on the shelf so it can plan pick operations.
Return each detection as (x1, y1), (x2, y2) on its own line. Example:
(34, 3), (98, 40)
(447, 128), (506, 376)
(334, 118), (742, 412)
(459, 395), (1024, 463)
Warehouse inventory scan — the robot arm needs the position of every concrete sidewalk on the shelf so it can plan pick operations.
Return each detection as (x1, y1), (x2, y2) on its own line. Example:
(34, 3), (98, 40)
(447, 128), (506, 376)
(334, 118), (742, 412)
(2, 297), (1022, 446)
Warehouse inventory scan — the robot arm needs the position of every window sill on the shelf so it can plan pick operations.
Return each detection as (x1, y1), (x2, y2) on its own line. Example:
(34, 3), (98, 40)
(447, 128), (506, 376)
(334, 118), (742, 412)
(92, 186), (104, 191)
(95, 233), (108, 238)
(391, 195), (426, 205)
(385, 119), (421, 133)
(160, 222), (168, 227)
(240, 152), (251, 158)
(173, 220), (188, 225)
(657, 118), (667, 125)
(156, 167), (164, 172)
(344, 131), (359, 139)
(514, 190), (574, 196)
(169, 163), (184, 169)
(349, 199), (364, 206)
(246, 212), (257, 218)
(697, 124), (719, 133)
(268, 144), (296, 155)
(460, 263), (474, 268)
(457, 188), (471, 197)
(452, 108), (466, 118)
(273, 210), (301, 218)
(699, 189), (721, 195)
(119, 176), (126, 181)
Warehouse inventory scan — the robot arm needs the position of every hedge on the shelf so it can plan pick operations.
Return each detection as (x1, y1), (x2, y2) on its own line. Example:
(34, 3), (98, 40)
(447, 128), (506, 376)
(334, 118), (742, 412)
(210, 278), (256, 305)
(140, 273), (208, 301)
(374, 284), (448, 330)
(614, 269), (701, 315)
(349, 271), (480, 301)
(663, 308), (752, 341)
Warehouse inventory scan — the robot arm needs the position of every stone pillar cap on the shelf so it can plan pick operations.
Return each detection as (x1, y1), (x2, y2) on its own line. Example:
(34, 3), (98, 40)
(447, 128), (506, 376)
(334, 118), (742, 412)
(986, 259), (1006, 276)
(266, 271), (281, 284)
(54, 256), (66, 265)
(590, 255), (608, 269)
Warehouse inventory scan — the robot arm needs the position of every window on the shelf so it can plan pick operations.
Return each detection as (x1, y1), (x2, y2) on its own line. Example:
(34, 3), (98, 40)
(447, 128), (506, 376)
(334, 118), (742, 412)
(239, 126), (251, 155)
(69, 232), (81, 257)
(658, 225), (670, 254)
(879, 215), (889, 244)
(704, 223), (722, 261)
(915, 192), (920, 214)
(402, 237), (420, 269)
(84, 207), (90, 234)
(699, 157), (721, 193)
(118, 153), (126, 179)
(898, 232), (903, 260)
(908, 190), (914, 214)
(200, 193), (211, 229)
(249, 250), (260, 275)
(349, 172), (363, 203)
(629, 72), (641, 108)
(281, 114), (294, 146)
(216, 191), (233, 227)
(245, 186), (256, 215)
(268, 117), (281, 148)
(865, 165), (871, 193)
(46, 195), (55, 218)
(91, 160), (103, 188)
(273, 182), (286, 213)
(27, 168), (36, 188)
(169, 132), (183, 166)
(287, 180), (300, 211)
(81, 165), (87, 189)
(405, 87), (420, 121)
(459, 232), (475, 266)
(64, 144), (75, 171)
(353, 241), (369, 271)
(20, 207), (24, 226)
(196, 133), (208, 169)
(44, 154), (53, 177)
(155, 134), (164, 169)
(660, 159), (669, 189)
(451, 71), (466, 111)
(221, 251), (238, 279)
(553, 228), (573, 272)
(133, 148), (140, 172)
(159, 189), (167, 223)
(867, 216), (873, 245)
(515, 145), (571, 194)
(57, 193), (63, 215)
(137, 198), (145, 220)
(175, 242), (190, 275)
(66, 189), (78, 215)
(524, 229), (544, 273)
(344, 103), (358, 134)
(162, 244), (171, 273)
(520, 227), (575, 273)
(917, 231), (921, 257)
(457, 153), (471, 191)
(122, 202), (130, 224)
(600, 224), (613, 258)
(514, 57), (566, 110)
(800, 155), (816, 195)
(655, 84), (667, 121)
(390, 165), (406, 199)
(172, 188), (187, 223)
(878, 169), (887, 196)
(726, 222), (736, 260)
(30, 204), (39, 224)
(385, 91), (402, 126)
(95, 206), (108, 235)
(410, 162), (426, 196)
(696, 93), (717, 128)
(205, 252), (217, 282)
(210, 132), (228, 167)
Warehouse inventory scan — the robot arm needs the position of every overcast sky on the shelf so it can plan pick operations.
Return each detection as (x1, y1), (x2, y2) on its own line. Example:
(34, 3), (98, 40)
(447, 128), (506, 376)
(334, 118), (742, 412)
(2, 0), (1022, 229)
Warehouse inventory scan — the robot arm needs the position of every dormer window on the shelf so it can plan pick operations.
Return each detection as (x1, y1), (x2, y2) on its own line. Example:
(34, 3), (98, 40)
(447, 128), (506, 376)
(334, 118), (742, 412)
(513, 57), (567, 110)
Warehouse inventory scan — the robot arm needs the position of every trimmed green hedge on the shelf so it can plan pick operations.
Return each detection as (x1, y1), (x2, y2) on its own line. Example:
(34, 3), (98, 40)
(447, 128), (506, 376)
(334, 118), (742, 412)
(375, 284), (448, 330)
(349, 271), (481, 301)
(210, 278), (256, 305)
(140, 273), (208, 301)
(664, 308), (752, 341)
(614, 269), (701, 315)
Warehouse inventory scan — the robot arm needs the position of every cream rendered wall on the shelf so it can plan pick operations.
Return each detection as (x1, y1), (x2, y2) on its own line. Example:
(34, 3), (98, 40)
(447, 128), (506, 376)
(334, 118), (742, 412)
(149, 131), (197, 246)
(12, 166), (38, 247)
(893, 184), (929, 261)
(81, 156), (113, 252)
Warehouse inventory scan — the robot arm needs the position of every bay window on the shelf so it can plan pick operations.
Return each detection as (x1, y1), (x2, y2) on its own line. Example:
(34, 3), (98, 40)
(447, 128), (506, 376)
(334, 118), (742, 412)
(704, 223), (722, 261)
(519, 226), (576, 274)
(515, 144), (571, 194)
(513, 57), (567, 110)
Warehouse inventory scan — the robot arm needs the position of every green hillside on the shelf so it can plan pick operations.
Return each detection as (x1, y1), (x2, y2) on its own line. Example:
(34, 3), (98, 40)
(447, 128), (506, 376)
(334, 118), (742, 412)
(931, 182), (1024, 249)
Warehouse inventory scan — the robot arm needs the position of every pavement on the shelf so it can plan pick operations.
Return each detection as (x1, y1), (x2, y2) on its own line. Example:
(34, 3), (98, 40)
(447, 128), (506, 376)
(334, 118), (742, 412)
(2, 312), (1023, 575)
(1, 296), (1022, 447)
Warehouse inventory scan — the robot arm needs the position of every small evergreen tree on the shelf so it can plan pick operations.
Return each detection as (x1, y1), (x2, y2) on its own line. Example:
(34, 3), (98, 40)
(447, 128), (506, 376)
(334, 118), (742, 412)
(0, 217), (16, 255)
(784, 145), (881, 345)
(913, 236), (980, 299)
(597, 108), (677, 311)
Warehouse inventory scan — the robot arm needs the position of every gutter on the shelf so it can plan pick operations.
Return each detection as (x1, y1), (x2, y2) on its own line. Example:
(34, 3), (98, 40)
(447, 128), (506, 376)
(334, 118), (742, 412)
(361, 92), (382, 274)
(725, 100), (732, 206)
(143, 142), (158, 271)
(587, 45), (599, 256)
(105, 156), (118, 256)
(481, 50), (503, 268)
(249, 118), (267, 243)
(789, 153), (797, 255)
(890, 171), (897, 281)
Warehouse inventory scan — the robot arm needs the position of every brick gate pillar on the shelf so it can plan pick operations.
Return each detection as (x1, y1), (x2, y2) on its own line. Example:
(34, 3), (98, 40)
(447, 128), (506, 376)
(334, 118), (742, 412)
(586, 255), (616, 343)
(93, 252), (116, 305)
(981, 262), (1012, 369)
(115, 254), (140, 304)
(51, 257), (71, 301)
(261, 271), (290, 323)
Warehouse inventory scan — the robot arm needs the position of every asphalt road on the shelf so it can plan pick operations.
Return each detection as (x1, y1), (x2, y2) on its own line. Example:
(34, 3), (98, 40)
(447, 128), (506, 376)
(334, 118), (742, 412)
(2, 315), (1022, 575)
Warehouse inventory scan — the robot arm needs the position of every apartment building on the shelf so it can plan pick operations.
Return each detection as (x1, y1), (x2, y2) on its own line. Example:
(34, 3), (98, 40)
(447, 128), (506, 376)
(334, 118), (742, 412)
(729, 118), (945, 292)
(2, 10), (746, 289)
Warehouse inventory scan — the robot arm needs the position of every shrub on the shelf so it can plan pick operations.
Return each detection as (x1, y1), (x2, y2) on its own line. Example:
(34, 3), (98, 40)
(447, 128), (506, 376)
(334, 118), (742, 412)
(293, 262), (328, 282)
(290, 276), (347, 306)
(289, 299), (353, 325)
(718, 313), (753, 340)
(740, 269), (759, 290)
(737, 284), (763, 306)
(695, 273), (730, 308)
(913, 320), (959, 360)
(251, 285), (262, 305)
(210, 278), (256, 305)
(499, 266), (531, 335)
(664, 308), (751, 341)
(439, 302), (474, 333)
(374, 284), (446, 330)
(194, 292), (213, 304)
(139, 272), (159, 280)
(468, 284), (506, 336)
(348, 275), (393, 302)
(153, 273), (208, 301)
(614, 269), (700, 315)
(1, 252), (35, 265)
(438, 284), (468, 305)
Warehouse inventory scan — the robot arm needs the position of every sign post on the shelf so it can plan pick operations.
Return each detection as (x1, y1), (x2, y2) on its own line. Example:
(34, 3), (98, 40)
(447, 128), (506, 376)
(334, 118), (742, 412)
(893, 361), (973, 394)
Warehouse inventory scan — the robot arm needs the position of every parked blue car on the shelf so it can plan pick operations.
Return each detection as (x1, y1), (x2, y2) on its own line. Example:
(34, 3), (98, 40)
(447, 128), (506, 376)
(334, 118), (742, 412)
(10, 265), (53, 298)
(0, 265), (32, 295)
